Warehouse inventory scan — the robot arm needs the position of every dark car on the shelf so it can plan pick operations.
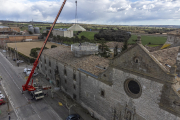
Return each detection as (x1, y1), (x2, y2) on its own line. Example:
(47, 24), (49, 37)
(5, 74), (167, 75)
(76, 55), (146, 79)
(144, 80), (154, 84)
(66, 114), (80, 120)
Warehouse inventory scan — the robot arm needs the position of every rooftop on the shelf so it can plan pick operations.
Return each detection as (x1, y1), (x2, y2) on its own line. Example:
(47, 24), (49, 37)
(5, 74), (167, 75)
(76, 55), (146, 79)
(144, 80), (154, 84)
(0, 26), (9, 28)
(105, 42), (124, 48)
(168, 30), (180, 36)
(43, 45), (109, 76)
(150, 46), (179, 71)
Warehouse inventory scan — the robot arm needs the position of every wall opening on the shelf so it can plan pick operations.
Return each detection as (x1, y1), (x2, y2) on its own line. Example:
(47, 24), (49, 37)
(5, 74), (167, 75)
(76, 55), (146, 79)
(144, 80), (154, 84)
(124, 79), (142, 98)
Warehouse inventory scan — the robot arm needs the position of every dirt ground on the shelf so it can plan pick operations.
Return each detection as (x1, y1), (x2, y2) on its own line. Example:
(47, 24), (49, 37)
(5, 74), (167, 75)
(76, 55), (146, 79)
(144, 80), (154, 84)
(7, 41), (61, 57)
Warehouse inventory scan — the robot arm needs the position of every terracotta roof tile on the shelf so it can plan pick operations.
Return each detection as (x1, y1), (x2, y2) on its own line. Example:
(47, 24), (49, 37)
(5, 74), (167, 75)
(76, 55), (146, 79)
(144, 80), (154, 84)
(150, 46), (179, 71)
(43, 45), (109, 76)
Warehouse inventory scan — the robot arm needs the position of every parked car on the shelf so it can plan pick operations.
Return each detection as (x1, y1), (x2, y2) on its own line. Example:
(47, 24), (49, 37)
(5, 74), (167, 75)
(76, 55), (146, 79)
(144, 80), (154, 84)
(0, 99), (6, 105)
(0, 94), (5, 99)
(24, 68), (32, 73)
(17, 60), (24, 63)
(66, 114), (80, 120)
(26, 71), (38, 77)
(2, 50), (6, 52)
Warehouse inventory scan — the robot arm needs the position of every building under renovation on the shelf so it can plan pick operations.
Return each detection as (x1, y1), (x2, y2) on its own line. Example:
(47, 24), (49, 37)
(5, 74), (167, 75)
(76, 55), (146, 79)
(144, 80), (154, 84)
(39, 36), (180, 120)
(161, 29), (180, 49)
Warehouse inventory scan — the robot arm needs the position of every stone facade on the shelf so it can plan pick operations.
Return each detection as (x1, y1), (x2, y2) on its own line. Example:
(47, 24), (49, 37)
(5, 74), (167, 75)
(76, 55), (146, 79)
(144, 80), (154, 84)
(39, 41), (180, 120)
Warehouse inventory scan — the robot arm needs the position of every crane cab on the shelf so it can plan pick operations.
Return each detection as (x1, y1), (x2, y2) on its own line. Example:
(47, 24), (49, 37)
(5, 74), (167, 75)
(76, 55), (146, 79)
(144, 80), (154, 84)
(29, 89), (44, 100)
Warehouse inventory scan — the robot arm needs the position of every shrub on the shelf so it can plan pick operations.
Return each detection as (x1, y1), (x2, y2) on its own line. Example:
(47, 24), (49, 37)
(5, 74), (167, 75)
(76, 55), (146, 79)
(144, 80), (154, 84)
(51, 45), (57, 48)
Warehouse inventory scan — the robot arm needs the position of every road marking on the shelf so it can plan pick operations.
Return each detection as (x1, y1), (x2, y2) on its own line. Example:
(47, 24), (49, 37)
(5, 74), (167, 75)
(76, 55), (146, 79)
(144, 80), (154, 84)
(0, 61), (41, 119)
(44, 99), (62, 120)
(30, 104), (41, 119)
(0, 52), (14, 67)
(1, 80), (21, 120)
(0, 52), (62, 120)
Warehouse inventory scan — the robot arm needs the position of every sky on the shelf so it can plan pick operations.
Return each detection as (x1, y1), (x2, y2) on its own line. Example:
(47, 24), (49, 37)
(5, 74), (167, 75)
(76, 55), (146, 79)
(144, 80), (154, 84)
(0, 0), (180, 25)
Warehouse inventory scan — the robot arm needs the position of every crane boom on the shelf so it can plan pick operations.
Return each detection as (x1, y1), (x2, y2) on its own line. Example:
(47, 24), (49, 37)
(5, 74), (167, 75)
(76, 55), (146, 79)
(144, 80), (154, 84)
(22, 0), (67, 92)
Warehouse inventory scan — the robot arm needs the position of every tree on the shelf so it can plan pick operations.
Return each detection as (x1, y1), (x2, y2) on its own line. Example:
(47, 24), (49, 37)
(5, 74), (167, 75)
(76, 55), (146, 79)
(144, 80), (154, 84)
(29, 31), (33, 34)
(53, 36), (57, 42)
(81, 35), (86, 40)
(46, 30), (53, 38)
(51, 45), (57, 48)
(122, 39), (128, 52)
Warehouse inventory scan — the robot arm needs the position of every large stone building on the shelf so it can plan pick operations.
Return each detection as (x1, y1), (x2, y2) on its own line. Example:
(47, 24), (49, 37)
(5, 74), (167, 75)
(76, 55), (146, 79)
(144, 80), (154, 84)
(39, 36), (180, 120)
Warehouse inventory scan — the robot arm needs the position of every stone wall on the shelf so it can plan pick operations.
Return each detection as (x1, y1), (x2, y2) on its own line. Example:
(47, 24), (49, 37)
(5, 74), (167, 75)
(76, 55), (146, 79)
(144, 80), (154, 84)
(39, 51), (180, 120)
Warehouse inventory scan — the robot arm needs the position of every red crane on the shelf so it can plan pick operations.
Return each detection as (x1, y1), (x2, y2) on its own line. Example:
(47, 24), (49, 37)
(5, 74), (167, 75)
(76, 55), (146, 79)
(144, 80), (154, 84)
(22, 0), (67, 92)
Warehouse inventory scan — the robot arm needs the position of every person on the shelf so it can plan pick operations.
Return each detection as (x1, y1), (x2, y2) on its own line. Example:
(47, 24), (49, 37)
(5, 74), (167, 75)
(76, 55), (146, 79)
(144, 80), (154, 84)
(8, 112), (10, 120)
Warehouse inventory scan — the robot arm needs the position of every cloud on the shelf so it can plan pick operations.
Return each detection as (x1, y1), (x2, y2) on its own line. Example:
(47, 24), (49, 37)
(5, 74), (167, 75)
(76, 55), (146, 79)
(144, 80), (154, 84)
(0, 0), (180, 25)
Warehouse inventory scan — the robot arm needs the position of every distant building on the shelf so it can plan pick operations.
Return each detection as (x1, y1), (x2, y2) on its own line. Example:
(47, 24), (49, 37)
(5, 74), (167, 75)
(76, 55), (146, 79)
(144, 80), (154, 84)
(43, 28), (73, 38)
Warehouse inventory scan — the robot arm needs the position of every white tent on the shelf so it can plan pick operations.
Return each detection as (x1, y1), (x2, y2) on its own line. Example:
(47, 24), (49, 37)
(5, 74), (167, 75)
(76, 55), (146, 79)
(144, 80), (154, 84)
(67, 24), (86, 31)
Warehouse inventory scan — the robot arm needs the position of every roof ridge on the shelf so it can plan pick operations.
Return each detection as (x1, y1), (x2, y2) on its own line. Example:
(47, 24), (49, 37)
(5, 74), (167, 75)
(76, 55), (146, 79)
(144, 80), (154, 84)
(137, 44), (169, 73)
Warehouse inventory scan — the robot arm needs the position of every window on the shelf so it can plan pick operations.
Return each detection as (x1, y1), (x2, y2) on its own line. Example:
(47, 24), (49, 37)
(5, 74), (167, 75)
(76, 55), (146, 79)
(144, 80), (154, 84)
(101, 90), (105, 97)
(41, 64), (42, 68)
(56, 66), (58, 71)
(49, 61), (51, 67)
(64, 69), (67, 76)
(73, 74), (76, 81)
(50, 69), (51, 74)
(73, 84), (76, 90)
(134, 57), (139, 63)
(65, 79), (67, 83)
(73, 94), (76, 100)
(44, 59), (46, 64)
(124, 79), (142, 98)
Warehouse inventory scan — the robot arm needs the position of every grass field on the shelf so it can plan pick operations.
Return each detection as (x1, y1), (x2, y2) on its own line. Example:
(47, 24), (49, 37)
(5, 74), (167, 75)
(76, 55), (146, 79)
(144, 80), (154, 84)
(78, 31), (97, 40)
(7, 42), (61, 57)
(128, 34), (167, 45)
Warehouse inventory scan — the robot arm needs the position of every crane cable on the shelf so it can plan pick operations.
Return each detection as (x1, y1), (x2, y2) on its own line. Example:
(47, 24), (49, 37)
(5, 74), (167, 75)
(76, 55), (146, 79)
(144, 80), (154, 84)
(75, 0), (78, 24)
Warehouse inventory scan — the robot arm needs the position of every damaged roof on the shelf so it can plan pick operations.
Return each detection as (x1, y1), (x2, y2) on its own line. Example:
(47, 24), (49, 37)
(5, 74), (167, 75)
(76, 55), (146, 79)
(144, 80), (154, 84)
(43, 45), (109, 76)
(150, 46), (179, 71)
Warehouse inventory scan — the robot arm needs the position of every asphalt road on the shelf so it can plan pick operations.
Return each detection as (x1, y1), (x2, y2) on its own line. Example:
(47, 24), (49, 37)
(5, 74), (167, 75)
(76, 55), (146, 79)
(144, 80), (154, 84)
(0, 52), (64, 120)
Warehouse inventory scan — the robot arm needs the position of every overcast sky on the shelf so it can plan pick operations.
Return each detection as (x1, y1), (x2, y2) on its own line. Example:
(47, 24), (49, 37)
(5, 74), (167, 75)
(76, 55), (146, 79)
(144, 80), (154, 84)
(0, 0), (180, 25)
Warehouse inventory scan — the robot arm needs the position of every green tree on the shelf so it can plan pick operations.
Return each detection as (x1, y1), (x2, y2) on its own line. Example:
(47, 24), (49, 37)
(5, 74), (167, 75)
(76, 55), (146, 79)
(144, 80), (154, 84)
(53, 36), (57, 42)
(51, 45), (57, 48)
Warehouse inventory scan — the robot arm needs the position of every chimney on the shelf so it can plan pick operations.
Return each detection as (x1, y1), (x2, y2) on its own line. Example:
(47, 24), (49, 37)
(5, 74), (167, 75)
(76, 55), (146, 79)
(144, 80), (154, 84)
(136, 35), (141, 44)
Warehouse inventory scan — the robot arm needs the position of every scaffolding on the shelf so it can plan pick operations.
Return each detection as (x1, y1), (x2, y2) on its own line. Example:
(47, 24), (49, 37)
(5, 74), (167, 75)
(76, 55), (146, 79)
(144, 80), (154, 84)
(71, 42), (98, 57)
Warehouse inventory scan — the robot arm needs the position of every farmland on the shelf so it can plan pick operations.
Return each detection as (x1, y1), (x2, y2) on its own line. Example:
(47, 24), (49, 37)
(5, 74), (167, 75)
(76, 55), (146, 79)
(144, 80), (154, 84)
(128, 34), (167, 46)
(7, 42), (61, 57)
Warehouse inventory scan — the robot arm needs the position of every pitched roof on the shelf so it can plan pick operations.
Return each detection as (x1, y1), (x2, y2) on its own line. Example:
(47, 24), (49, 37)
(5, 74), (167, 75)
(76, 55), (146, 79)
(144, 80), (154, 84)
(150, 46), (179, 71)
(67, 24), (86, 31)
(43, 45), (109, 76)
(105, 42), (124, 48)
(168, 29), (180, 36)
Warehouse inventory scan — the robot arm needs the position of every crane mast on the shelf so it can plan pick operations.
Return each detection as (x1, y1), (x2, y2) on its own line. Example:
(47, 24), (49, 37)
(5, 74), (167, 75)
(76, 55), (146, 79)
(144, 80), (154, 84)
(22, 0), (67, 92)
